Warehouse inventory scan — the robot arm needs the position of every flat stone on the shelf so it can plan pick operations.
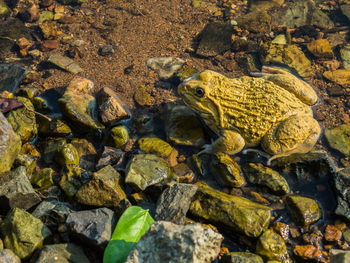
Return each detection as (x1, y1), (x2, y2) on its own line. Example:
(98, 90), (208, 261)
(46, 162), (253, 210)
(331, 249), (350, 263)
(324, 225), (342, 242)
(147, 57), (185, 80)
(325, 124), (350, 156)
(0, 64), (26, 93)
(0, 249), (20, 263)
(0, 166), (41, 213)
(66, 207), (116, 250)
(126, 221), (223, 263)
(95, 146), (123, 170)
(155, 183), (198, 224)
(323, 69), (350, 87)
(48, 53), (82, 74)
(333, 167), (350, 221)
(286, 195), (321, 226)
(221, 252), (263, 263)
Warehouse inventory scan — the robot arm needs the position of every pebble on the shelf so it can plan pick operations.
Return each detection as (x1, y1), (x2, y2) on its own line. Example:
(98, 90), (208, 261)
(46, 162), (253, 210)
(325, 225), (342, 242)
(146, 57), (185, 80)
(48, 53), (83, 74)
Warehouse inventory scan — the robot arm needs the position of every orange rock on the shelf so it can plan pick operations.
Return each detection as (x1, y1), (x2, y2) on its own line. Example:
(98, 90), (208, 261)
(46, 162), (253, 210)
(307, 39), (334, 58)
(325, 225), (342, 242)
(41, 39), (59, 51)
(293, 245), (324, 261)
(323, 69), (350, 87)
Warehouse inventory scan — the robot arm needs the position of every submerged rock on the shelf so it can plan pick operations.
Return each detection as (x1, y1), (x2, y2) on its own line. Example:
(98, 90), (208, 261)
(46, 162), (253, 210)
(221, 252), (263, 263)
(256, 230), (290, 262)
(56, 143), (80, 167)
(323, 69), (350, 87)
(0, 64), (26, 93)
(286, 195), (321, 226)
(307, 39), (334, 59)
(325, 124), (350, 156)
(189, 182), (271, 238)
(138, 136), (174, 158)
(37, 117), (72, 137)
(146, 57), (185, 80)
(126, 221), (223, 263)
(108, 125), (129, 148)
(340, 44), (350, 70)
(95, 146), (123, 170)
(48, 53), (82, 74)
(236, 11), (271, 34)
(333, 167), (350, 221)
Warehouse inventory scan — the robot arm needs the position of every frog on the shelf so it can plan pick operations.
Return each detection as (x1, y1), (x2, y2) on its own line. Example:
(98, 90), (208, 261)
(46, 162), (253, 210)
(178, 66), (321, 164)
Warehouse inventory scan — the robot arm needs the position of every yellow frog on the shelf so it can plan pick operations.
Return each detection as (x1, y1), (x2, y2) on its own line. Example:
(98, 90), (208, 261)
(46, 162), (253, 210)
(178, 66), (321, 164)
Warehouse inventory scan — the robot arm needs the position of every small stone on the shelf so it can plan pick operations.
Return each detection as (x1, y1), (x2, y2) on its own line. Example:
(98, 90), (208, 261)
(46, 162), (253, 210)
(55, 143), (80, 167)
(340, 44), (350, 69)
(0, 64), (27, 94)
(146, 57), (185, 80)
(41, 39), (59, 51)
(48, 53), (83, 74)
(34, 243), (90, 263)
(39, 21), (59, 39)
(38, 10), (54, 23)
(96, 146), (123, 170)
(138, 136), (174, 158)
(325, 225), (342, 242)
(0, 249), (21, 263)
(13, 153), (37, 176)
(323, 69), (350, 87)
(20, 143), (40, 158)
(173, 163), (195, 183)
(108, 125), (129, 148)
(255, 229), (289, 262)
(221, 252), (263, 263)
(99, 45), (114, 56)
(307, 39), (334, 58)
(293, 245), (324, 262)
(286, 195), (321, 226)
(37, 118), (72, 137)
(271, 222), (289, 240)
(325, 125), (350, 156)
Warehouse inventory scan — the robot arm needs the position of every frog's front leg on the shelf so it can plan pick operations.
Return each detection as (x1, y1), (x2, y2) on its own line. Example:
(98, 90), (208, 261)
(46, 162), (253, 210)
(251, 66), (318, 106)
(199, 130), (245, 155)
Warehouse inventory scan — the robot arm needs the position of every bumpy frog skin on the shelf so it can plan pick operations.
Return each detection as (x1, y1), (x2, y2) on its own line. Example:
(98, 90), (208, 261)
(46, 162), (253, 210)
(178, 66), (321, 164)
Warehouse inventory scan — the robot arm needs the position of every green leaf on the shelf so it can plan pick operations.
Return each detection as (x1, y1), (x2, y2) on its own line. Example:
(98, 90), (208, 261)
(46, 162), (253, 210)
(103, 206), (154, 263)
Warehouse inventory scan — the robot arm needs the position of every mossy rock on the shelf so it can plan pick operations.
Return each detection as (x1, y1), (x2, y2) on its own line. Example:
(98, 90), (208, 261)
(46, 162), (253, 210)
(13, 154), (37, 176)
(325, 124), (350, 156)
(138, 136), (173, 158)
(286, 195), (321, 226)
(55, 143), (80, 167)
(108, 125), (129, 148)
(59, 164), (92, 198)
(256, 229), (289, 262)
(31, 168), (54, 189)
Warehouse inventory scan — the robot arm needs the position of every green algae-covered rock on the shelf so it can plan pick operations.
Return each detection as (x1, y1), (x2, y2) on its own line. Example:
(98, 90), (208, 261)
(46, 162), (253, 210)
(13, 153), (37, 176)
(1, 207), (51, 259)
(222, 252), (264, 263)
(75, 165), (126, 207)
(189, 182), (271, 238)
(6, 96), (37, 142)
(286, 195), (321, 226)
(260, 43), (312, 77)
(56, 143), (80, 167)
(0, 112), (21, 173)
(31, 168), (54, 189)
(211, 152), (245, 187)
(325, 124), (350, 156)
(138, 136), (173, 158)
(256, 229), (290, 262)
(125, 154), (173, 191)
(59, 164), (92, 198)
(37, 117), (72, 137)
(108, 125), (129, 148)
(42, 138), (66, 164)
(38, 11), (54, 23)
(242, 162), (289, 195)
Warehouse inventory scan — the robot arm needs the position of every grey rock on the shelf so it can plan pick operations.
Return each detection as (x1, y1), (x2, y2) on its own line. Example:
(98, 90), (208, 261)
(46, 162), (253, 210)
(66, 207), (116, 250)
(340, 44), (350, 70)
(99, 45), (114, 56)
(222, 252), (263, 263)
(33, 243), (90, 263)
(0, 249), (21, 263)
(196, 22), (233, 57)
(330, 249), (350, 263)
(155, 183), (198, 224)
(0, 64), (26, 93)
(340, 4), (350, 21)
(96, 146), (123, 170)
(126, 221), (223, 263)
(146, 57), (185, 80)
(0, 166), (41, 212)
(333, 167), (350, 221)
(48, 53), (82, 74)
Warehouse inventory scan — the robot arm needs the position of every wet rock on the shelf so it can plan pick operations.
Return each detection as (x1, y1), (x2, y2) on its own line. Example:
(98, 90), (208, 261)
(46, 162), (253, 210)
(340, 4), (350, 21)
(323, 69), (350, 87)
(48, 53), (82, 74)
(42, 138), (66, 164)
(0, 64), (26, 93)
(20, 142), (40, 157)
(66, 207), (116, 250)
(146, 57), (185, 80)
(56, 143), (80, 167)
(286, 195), (321, 226)
(325, 124), (350, 156)
(0, 112), (21, 173)
(189, 182), (271, 238)
(331, 249), (350, 263)
(271, 222), (289, 240)
(33, 243), (90, 263)
(324, 225), (342, 242)
(333, 167), (350, 221)
(340, 44), (350, 70)
(59, 165), (92, 198)
(6, 96), (37, 142)
(96, 146), (123, 170)
(211, 152), (245, 188)
(260, 43), (312, 77)
(126, 221), (223, 263)
(108, 125), (129, 148)
(13, 153), (37, 176)
(0, 166), (41, 212)
(125, 154), (173, 191)
(97, 87), (130, 125)
(0, 249), (20, 263)
(165, 104), (205, 147)
(344, 229), (350, 243)
(58, 77), (104, 133)
(155, 183), (198, 224)
(37, 117), (72, 137)
(134, 84), (155, 106)
(0, 2), (10, 18)
(221, 252), (264, 263)
(306, 39), (334, 59)
(138, 136), (173, 158)
(1, 207), (51, 259)
(242, 162), (289, 195)
(293, 245), (324, 262)
(256, 230), (289, 262)
(75, 165), (126, 207)
(71, 138), (97, 171)
(39, 21), (59, 39)
(31, 168), (54, 189)
(236, 11), (271, 34)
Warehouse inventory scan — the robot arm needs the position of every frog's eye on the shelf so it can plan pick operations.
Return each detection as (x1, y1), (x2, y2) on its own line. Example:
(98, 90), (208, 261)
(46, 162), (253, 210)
(195, 87), (205, 97)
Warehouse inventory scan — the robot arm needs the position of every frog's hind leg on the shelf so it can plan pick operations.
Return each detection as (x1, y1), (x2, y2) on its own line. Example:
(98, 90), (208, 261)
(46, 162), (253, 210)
(261, 115), (321, 165)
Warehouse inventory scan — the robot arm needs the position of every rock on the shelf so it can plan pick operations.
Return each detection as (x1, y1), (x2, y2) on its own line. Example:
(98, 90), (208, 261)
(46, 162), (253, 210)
(96, 146), (123, 170)
(333, 167), (350, 221)
(126, 221), (223, 263)
(236, 11), (271, 34)
(176, 67), (199, 82)
(189, 182), (271, 238)
(108, 125), (129, 148)
(0, 249), (21, 263)
(38, 10), (54, 23)
(59, 164), (92, 198)
(210, 152), (245, 188)
(0, 2), (10, 18)
(48, 53), (82, 74)
(146, 57), (185, 80)
(256, 230), (289, 262)
(99, 44), (114, 56)
(138, 136), (173, 158)
(344, 229), (350, 243)
(340, 4), (350, 21)
(271, 222), (289, 240)
(293, 245), (324, 262)
(13, 153), (37, 176)
(325, 124), (350, 156)
(57, 0), (85, 5)
(33, 243), (90, 263)
(56, 143), (80, 167)
(242, 162), (289, 195)
(134, 84), (155, 106)
(37, 117), (72, 137)
(66, 207), (116, 250)
(330, 249), (350, 263)
(192, 0), (219, 13)
(340, 44), (350, 70)
(1, 207), (51, 259)
(260, 43), (312, 77)
(165, 104), (205, 147)
(21, 142), (40, 157)
(58, 77), (104, 133)
(0, 166), (41, 212)
(323, 69), (350, 87)
(42, 138), (66, 164)
(0, 64), (26, 93)
(6, 96), (37, 142)
(286, 195), (321, 226)
(39, 21), (59, 39)
(155, 183), (198, 224)
(249, 0), (284, 11)
(221, 252), (264, 263)
(97, 87), (130, 125)
(324, 225), (342, 242)
(70, 138), (97, 171)
(75, 165), (126, 207)
(125, 154), (173, 191)
(133, 114), (157, 134)
(271, 34), (287, 45)
(196, 22), (233, 57)
(0, 112), (21, 173)
(306, 39), (334, 58)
